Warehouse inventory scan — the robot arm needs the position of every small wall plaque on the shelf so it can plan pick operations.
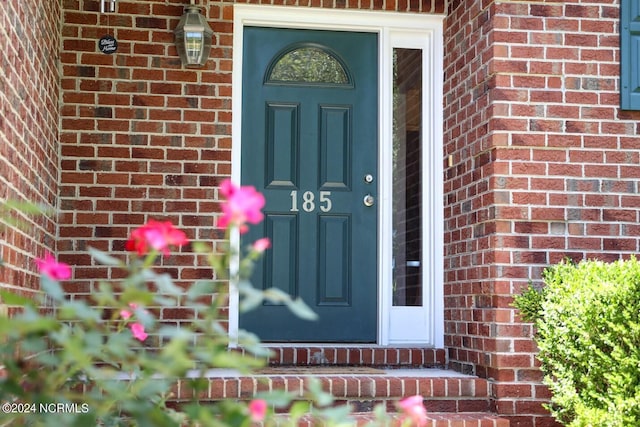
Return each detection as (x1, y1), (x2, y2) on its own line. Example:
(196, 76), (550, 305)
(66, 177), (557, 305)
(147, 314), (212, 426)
(98, 35), (118, 54)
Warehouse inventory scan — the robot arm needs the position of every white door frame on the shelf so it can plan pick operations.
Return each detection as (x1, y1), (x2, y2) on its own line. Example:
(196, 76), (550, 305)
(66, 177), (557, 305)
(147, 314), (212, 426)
(230, 4), (444, 347)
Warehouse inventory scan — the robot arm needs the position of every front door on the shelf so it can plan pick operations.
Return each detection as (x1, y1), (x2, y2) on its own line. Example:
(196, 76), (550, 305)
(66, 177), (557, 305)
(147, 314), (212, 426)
(240, 27), (378, 342)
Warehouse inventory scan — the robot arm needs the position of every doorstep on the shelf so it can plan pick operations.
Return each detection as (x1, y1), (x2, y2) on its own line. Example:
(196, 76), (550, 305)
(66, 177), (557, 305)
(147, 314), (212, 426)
(297, 412), (511, 426)
(238, 345), (448, 368)
(172, 367), (494, 414)
(166, 346), (509, 426)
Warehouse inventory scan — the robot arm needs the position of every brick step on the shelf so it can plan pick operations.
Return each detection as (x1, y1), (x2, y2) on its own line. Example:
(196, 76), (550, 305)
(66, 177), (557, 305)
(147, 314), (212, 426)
(173, 368), (493, 414)
(288, 412), (510, 426)
(239, 346), (447, 368)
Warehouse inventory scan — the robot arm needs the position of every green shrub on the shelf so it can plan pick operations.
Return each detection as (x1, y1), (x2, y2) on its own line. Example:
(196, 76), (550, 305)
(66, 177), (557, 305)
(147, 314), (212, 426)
(514, 258), (640, 427)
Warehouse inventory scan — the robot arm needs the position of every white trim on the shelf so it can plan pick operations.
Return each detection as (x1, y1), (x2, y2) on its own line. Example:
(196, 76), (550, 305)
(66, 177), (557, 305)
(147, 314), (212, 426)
(384, 30), (444, 347)
(231, 5), (444, 347)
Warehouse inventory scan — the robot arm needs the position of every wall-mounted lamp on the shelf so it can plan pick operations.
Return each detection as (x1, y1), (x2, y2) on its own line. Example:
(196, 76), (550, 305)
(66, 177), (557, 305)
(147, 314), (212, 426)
(173, 1), (213, 67)
(100, 0), (117, 13)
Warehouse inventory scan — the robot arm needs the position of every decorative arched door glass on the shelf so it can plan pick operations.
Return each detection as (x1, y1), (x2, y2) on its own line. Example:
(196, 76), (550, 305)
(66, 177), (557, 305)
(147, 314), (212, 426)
(266, 44), (351, 85)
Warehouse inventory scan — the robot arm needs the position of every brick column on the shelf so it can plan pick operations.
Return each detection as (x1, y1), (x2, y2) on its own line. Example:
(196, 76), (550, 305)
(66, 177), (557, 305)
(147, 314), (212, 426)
(444, 1), (639, 426)
(0, 0), (61, 299)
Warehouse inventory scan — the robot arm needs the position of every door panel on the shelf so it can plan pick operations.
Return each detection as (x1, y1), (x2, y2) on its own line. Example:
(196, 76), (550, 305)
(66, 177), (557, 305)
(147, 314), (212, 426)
(264, 214), (298, 297)
(318, 215), (351, 305)
(319, 106), (351, 189)
(266, 103), (299, 187)
(240, 27), (378, 342)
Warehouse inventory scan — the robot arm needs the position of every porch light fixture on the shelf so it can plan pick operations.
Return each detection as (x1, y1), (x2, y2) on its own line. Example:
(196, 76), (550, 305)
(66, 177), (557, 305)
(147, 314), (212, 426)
(174, 1), (213, 67)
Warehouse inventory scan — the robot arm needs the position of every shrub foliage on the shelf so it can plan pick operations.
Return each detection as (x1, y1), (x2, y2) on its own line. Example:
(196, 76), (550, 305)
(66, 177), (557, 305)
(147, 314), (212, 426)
(514, 258), (640, 426)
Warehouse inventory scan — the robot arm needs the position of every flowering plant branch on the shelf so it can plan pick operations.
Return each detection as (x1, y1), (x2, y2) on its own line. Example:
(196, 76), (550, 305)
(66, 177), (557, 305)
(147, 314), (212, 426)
(0, 181), (427, 426)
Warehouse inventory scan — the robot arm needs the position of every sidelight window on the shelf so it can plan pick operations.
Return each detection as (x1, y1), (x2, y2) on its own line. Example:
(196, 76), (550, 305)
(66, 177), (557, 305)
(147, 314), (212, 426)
(392, 48), (423, 307)
(385, 28), (443, 346)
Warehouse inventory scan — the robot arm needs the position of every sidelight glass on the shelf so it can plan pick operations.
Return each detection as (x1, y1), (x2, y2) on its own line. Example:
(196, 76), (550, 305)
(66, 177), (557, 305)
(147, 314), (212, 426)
(392, 48), (423, 307)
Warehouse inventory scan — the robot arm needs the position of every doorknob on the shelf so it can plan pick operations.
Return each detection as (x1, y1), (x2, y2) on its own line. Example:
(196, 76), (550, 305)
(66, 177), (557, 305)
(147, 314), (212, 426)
(363, 194), (375, 207)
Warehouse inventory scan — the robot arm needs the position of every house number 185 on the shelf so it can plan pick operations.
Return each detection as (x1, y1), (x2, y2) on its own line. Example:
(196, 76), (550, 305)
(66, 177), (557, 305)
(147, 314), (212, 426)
(290, 190), (332, 213)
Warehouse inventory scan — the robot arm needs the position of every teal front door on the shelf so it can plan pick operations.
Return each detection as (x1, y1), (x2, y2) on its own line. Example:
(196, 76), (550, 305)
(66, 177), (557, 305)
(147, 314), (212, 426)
(240, 27), (378, 342)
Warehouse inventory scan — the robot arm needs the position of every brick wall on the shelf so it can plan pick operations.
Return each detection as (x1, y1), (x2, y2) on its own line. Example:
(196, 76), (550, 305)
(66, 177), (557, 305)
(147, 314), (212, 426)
(45, 0), (639, 425)
(58, 0), (447, 328)
(58, 0), (230, 316)
(444, 1), (638, 425)
(0, 0), (61, 300)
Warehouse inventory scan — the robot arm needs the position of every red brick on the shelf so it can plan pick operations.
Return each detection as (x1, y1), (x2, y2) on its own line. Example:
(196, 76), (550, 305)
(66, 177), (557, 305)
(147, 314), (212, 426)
(3, 2), (635, 427)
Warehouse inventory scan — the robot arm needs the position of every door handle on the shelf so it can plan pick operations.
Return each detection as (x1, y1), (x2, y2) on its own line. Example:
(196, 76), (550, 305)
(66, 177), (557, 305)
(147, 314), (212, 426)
(363, 194), (374, 207)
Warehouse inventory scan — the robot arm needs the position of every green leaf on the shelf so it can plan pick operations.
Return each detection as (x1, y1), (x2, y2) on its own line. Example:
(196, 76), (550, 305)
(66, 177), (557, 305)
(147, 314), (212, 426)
(134, 378), (173, 399)
(20, 336), (49, 354)
(315, 405), (354, 424)
(210, 351), (265, 370)
(3, 308), (59, 335)
(41, 275), (65, 301)
(35, 350), (61, 367)
(104, 331), (135, 358)
(261, 287), (290, 302)
(191, 241), (212, 254)
(150, 272), (183, 297)
(289, 401), (310, 420)
(186, 280), (217, 301)
(238, 281), (265, 312)
(133, 305), (155, 327)
(306, 377), (333, 407)
(121, 287), (154, 306)
(287, 297), (318, 321)
(93, 281), (117, 307)
(19, 317), (61, 335)
(71, 413), (99, 427)
(154, 295), (178, 307)
(83, 330), (107, 357)
(372, 402), (389, 420)
(88, 246), (123, 267)
(156, 325), (191, 339)
(188, 377), (210, 394)
(239, 290), (263, 313)
(254, 389), (295, 407)
(159, 337), (194, 374)
(0, 200), (51, 233)
(2, 200), (51, 215)
(236, 330), (273, 358)
(0, 289), (36, 308)
(59, 300), (102, 322)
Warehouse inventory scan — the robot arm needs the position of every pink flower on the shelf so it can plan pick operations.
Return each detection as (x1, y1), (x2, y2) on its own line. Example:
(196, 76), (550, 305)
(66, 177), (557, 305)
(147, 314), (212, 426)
(397, 395), (427, 427)
(125, 219), (188, 256)
(129, 322), (148, 342)
(120, 303), (148, 341)
(35, 252), (72, 281)
(248, 399), (267, 422)
(217, 179), (265, 234)
(120, 303), (138, 320)
(252, 238), (271, 253)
